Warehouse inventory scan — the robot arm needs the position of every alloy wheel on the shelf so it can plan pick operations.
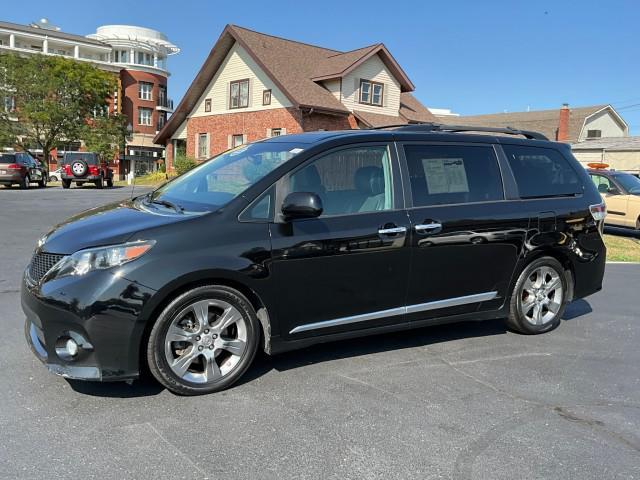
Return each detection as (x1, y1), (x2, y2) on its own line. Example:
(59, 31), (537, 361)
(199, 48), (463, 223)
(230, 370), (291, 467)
(163, 299), (248, 384)
(520, 266), (563, 326)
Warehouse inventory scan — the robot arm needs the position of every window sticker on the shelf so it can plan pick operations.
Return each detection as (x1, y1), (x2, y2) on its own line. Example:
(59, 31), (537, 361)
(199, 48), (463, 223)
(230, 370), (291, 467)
(422, 158), (469, 194)
(289, 148), (304, 155)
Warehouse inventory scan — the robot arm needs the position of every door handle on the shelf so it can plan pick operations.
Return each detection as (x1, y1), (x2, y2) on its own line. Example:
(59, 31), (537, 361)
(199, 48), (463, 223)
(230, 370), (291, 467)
(378, 226), (407, 235)
(415, 223), (442, 234)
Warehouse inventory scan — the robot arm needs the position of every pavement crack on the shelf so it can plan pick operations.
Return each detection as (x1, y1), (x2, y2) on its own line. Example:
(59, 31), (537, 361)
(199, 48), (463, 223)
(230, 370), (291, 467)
(145, 422), (211, 478)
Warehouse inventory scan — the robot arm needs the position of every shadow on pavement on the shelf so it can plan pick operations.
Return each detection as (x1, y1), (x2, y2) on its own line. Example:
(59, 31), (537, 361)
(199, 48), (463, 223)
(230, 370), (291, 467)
(562, 298), (593, 320)
(66, 375), (163, 398)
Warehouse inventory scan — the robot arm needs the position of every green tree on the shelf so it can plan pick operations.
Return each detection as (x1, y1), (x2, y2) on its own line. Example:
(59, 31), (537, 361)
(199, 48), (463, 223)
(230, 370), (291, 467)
(0, 53), (118, 165)
(82, 114), (128, 161)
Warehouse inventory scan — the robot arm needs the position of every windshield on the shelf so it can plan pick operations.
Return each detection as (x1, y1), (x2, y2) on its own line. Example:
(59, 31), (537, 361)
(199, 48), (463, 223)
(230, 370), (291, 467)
(151, 142), (305, 212)
(614, 173), (640, 194)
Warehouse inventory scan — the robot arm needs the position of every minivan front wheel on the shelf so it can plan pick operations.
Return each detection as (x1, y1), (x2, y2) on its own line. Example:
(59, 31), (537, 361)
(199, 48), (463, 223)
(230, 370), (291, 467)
(147, 285), (259, 395)
(506, 257), (568, 334)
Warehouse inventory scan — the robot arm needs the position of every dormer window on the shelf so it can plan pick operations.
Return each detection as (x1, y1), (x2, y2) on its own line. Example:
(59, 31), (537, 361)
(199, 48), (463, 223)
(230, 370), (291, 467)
(359, 80), (384, 106)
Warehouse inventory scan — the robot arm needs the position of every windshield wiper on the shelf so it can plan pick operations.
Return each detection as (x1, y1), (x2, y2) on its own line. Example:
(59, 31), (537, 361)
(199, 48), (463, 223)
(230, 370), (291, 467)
(150, 198), (184, 213)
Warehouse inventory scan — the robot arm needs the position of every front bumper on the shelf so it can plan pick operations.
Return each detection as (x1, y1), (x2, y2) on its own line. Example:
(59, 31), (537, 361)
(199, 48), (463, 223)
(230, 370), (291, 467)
(22, 268), (156, 381)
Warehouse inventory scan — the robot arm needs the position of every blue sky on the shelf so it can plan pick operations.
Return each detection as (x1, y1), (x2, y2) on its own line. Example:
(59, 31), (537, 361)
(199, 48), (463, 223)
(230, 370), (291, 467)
(7, 0), (640, 133)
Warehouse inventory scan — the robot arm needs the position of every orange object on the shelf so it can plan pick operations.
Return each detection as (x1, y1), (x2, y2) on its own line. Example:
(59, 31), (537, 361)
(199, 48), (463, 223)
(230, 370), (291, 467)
(587, 162), (609, 169)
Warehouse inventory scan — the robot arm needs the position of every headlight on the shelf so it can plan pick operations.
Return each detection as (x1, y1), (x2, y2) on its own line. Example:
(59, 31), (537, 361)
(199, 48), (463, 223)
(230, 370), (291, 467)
(48, 241), (155, 280)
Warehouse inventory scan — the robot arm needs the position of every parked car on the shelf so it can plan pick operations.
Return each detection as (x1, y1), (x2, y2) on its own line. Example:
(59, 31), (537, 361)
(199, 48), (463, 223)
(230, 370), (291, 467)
(587, 163), (640, 230)
(48, 167), (63, 182)
(23, 125), (607, 395)
(61, 152), (114, 189)
(0, 152), (47, 189)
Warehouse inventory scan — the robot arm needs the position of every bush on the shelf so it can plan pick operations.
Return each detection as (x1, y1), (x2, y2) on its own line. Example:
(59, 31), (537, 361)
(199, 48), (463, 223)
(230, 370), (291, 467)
(174, 155), (197, 176)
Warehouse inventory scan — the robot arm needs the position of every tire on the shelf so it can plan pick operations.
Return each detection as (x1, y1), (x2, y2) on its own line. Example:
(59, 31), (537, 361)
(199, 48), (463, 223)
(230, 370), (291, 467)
(505, 256), (568, 334)
(19, 175), (30, 190)
(38, 175), (47, 188)
(106, 178), (114, 188)
(62, 179), (71, 189)
(49, 175), (58, 182)
(147, 285), (260, 395)
(71, 160), (88, 178)
(95, 176), (104, 189)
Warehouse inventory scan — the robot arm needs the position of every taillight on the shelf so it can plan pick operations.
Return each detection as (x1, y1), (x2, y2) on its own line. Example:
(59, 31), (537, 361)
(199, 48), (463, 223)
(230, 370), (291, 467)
(589, 202), (607, 221)
(64, 165), (71, 175)
(7, 163), (22, 170)
(89, 165), (99, 175)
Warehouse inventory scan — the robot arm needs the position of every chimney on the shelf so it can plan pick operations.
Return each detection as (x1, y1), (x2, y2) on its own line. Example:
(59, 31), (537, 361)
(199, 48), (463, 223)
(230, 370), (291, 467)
(557, 103), (570, 141)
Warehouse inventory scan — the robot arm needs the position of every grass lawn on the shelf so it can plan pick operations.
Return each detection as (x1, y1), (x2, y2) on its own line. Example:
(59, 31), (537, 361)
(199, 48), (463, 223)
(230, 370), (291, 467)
(604, 234), (640, 262)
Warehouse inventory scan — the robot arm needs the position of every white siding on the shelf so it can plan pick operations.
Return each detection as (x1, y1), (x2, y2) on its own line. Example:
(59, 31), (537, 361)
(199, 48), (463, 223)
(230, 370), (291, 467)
(171, 120), (187, 140)
(341, 54), (401, 116)
(190, 43), (291, 117)
(579, 109), (628, 141)
(322, 79), (341, 103)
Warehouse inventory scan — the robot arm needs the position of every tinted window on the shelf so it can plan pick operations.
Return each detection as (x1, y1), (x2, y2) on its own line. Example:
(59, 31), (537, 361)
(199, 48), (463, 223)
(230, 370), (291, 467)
(240, 187), (274, 221)
(613, 172), (640, 194)
(0, 154), (15, 163)
(503, 145), (581, 198)
(404, 145), (503, 207)
(286, 145), (393, 217)
(64, 153), (98, 165)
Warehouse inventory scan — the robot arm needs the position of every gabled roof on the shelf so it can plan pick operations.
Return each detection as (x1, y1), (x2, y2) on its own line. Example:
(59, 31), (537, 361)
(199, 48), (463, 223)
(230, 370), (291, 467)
(436, 105), (610, 142)
(155, 25), (425, 144)
(310, 44), (415, 92)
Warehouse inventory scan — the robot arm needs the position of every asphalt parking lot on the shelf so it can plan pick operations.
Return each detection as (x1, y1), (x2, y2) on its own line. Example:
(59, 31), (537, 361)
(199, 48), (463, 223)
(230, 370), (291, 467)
(0, 186), (639, 480)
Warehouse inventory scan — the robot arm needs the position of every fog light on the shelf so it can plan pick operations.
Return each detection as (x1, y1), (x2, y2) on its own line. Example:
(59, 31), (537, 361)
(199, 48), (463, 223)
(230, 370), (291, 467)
(55, 336), (80, 361)
(65, 338), (79, 357)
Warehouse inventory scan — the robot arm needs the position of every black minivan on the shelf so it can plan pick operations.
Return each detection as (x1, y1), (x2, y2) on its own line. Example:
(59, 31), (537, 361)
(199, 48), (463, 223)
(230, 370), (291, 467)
(22, 125), (607, 395)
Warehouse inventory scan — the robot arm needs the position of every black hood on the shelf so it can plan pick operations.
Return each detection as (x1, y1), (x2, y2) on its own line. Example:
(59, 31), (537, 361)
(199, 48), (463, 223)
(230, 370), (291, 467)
(42, 199), (191, 254)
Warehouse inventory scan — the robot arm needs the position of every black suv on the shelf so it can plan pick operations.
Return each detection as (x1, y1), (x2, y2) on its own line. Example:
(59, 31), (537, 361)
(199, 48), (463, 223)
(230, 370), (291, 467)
(61, 152), (114, 189)
(23, 125), (606, 395)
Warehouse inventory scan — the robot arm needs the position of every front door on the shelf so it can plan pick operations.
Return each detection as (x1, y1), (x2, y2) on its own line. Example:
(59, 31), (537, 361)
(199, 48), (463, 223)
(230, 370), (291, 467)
(269, 143), (410, 339)
(399, 142), (527, 321)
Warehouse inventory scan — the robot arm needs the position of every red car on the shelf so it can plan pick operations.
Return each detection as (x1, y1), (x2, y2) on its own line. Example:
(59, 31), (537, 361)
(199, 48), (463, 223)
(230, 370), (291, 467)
(61, 152), (114, 189)
(0, 152), (47, 189)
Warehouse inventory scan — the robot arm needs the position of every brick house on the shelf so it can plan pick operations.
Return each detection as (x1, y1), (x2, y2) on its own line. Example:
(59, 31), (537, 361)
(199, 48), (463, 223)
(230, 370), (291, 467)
(154, 25), (436, 170)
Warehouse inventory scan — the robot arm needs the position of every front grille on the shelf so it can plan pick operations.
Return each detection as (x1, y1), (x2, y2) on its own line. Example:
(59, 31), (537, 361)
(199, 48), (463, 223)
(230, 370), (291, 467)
(28, 252), (66, 283)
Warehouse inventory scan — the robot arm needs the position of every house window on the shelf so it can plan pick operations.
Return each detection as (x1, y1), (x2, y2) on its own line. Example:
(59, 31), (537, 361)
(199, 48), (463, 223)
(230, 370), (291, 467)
(204, 98), (212, 112)
(230, 79), (249, 109)
(270, 128), (282, 137)
(587, 129), (602, 139)
(359, 80), (384, 106)
(139, 82), (153, 101)
(157, 113), (166, 130)
(4, 96), (16, 113)
(198, 133), (208, 158)
(232, 134), (244, 147)
(158, 85), (167, 107)
(138, 107), (153, 126)
(263, 89), (272, 105)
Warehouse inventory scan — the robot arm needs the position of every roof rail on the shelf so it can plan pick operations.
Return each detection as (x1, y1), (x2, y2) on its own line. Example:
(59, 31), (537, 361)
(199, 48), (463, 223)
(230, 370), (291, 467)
(372, 122), (549, 141)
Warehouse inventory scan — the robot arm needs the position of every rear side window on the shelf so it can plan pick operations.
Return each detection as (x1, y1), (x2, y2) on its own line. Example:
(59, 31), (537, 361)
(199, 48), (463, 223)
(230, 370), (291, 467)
(0, 154), (16, 163)
(502, 145), (582, 198)
(404, 144), (504, 207)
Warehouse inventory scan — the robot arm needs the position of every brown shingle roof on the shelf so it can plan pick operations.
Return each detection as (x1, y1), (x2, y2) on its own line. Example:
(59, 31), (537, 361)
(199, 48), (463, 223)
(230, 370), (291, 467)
(155, 25), (433, 144)
(437, 105), (608, 142)
(400, 93), (438, 123)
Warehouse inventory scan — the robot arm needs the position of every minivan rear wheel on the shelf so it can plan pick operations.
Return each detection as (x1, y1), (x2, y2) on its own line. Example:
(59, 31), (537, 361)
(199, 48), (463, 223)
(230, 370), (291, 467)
(506, 257), (568, 334)
(147, 285), (260, 395)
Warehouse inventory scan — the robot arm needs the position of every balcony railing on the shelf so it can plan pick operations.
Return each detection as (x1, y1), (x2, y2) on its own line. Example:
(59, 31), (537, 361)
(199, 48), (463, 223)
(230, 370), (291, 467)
(157, 98), (173, 110)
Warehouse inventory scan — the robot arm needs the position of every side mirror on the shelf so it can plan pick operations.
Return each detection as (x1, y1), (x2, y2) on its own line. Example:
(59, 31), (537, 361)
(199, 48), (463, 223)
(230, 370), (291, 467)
(282, 192), (323, 220)
(607, 187), (620, 195)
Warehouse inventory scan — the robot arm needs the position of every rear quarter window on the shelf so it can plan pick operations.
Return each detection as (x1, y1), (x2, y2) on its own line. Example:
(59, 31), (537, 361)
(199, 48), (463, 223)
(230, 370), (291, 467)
(502, 145), (582, 198)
